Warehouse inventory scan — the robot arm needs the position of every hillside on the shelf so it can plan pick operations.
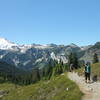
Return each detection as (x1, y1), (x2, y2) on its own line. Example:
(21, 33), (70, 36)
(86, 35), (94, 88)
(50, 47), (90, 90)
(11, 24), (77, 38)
(80, 42), (100, 63)
(0, 73), (83, 100)
(91, 63), (100, 81)
(0, 61), (42, 85)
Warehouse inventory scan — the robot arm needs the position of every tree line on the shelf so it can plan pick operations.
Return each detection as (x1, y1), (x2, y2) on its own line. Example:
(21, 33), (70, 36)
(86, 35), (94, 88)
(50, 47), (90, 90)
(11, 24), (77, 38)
(0, 52), (99, 85)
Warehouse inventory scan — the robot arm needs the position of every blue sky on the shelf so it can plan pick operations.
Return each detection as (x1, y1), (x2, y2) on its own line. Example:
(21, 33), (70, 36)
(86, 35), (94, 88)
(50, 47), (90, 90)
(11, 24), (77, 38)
(0, 0), (100, 46)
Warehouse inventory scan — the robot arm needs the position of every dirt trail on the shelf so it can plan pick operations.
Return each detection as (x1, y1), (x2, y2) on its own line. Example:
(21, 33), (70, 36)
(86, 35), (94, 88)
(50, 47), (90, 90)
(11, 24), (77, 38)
(68, 72), (100, 100)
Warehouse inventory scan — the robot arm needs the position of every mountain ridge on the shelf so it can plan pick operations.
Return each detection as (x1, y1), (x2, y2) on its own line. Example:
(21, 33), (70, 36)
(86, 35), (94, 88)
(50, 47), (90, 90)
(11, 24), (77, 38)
(0, 37), (99, 70)
(0, 37), (93, 49)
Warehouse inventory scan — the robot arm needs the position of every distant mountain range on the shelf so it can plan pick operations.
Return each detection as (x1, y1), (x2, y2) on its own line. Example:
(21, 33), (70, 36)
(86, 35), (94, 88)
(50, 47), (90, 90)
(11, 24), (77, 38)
(0, 37), (100, 70)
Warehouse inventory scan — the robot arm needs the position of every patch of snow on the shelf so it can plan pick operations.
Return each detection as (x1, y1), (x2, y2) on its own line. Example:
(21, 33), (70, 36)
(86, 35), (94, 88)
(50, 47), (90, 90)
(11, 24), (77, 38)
(0, 37), (18, 50)
(33, 45), (52, 49)
(19, 45), (33, 53)
(51, 52), (57, 60)
(35, 57), (44, 63)
(51, 52), (68, 63)
(69, 43), (78, 48)
(81, 45), (92, 51)
(60, 56), (68, 63)
(23, 60), (31, 66)
(0, 54), (6, 59)
(12, 59), (20, 66)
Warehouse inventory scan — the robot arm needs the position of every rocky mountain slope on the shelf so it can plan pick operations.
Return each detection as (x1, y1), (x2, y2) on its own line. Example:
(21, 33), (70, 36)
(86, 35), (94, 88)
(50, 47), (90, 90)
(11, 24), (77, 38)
(0, 37), (99, 70)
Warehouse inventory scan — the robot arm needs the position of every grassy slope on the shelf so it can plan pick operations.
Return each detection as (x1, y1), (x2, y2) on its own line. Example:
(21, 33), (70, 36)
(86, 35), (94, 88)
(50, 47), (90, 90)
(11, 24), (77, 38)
(91, 63), (100, 81)
(0, 73), (83, 100)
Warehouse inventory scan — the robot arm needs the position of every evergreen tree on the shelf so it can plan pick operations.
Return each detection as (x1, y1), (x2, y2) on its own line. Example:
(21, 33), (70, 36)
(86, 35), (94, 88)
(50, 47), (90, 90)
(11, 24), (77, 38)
(93, 53), (99, 63)
(68, 52), (78, 69)
(73, 53), (78, 69)
(68, 53), (73, 65)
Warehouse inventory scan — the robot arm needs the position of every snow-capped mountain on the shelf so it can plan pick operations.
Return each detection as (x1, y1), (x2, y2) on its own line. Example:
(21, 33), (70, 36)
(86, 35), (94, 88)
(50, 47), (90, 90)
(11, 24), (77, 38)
(68, 43), (79, 48)
(0, 38), (18, 50)
(0, 37), (52, 52)
(0, 37), (99, 70)
(81, 45), (93, 51)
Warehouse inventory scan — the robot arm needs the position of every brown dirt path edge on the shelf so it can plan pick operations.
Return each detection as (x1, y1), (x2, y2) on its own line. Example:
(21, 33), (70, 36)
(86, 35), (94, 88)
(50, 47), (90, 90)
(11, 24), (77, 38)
(68, 72), (100, 100)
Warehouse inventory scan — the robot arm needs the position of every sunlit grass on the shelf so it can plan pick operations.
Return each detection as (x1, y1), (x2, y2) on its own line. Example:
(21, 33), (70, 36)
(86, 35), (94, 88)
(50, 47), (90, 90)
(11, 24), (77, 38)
(0, 73), (83, 100)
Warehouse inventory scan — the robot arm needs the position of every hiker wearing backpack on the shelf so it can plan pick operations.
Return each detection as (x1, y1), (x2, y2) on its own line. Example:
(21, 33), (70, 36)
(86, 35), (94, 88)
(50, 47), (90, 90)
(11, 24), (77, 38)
(85, 62), (91, 83)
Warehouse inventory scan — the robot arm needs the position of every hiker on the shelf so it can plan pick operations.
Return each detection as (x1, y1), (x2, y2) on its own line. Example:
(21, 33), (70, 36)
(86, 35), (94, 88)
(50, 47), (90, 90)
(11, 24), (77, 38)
(84, 62), (91, 83)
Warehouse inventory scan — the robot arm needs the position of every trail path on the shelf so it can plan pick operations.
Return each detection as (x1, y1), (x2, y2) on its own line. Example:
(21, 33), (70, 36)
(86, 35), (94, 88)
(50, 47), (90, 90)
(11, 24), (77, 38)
(68, 72), (100, 100)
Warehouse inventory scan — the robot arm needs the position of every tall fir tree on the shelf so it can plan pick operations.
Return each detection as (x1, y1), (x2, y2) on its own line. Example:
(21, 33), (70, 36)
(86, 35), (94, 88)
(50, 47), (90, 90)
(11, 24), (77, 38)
(68, 52), (78, 69)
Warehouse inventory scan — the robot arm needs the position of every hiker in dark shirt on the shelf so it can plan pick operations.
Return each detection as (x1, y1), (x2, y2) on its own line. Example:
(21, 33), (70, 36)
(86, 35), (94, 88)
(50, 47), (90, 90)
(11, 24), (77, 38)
(84, 63), (91, 83)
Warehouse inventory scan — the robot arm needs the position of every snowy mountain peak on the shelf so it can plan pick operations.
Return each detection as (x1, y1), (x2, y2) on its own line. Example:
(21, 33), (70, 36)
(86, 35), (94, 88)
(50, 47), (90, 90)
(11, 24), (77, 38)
(0, 37), (18, 50)
(0, 37), (53, 51)
(68, 43), (78, 47)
